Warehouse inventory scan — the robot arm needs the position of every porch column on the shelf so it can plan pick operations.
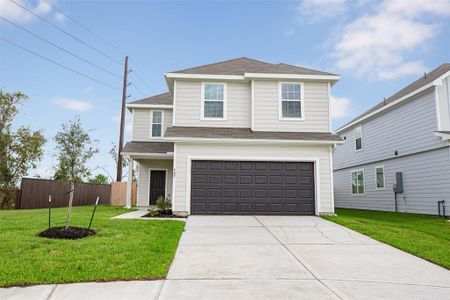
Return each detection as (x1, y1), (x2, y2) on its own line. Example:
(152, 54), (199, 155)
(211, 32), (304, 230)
(125, 157), (133, 209)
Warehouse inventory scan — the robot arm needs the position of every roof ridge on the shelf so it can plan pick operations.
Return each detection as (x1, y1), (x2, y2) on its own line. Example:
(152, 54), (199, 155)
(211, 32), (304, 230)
(171, 57), (274, 73)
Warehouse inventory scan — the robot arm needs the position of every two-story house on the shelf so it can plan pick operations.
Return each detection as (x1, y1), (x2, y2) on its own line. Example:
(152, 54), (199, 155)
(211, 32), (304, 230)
(333, 63), (450, 215)
(122, 57), (342, 216)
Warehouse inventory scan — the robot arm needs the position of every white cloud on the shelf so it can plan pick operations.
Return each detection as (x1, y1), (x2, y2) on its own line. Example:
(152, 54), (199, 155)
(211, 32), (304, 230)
(331, 95), (351, 119)
(332, 0), (450, 80)
(54, 98), (94, 112)
(0, 0), (62, 24)
(298, 0), (348, 21)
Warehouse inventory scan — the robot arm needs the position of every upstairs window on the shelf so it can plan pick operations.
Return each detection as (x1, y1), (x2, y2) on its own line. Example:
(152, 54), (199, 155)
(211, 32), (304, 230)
(202, 83), (226, 119)
(280, 83), (303, 119)
(351, 170), (365, 195)
(355, 125), (362, 151)
(151, 110), (163, 137)
(375, 166), (385, 189)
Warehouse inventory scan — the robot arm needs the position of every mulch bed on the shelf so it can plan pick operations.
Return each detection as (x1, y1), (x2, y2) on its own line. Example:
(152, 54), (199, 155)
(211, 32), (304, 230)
(142, 211), (186, 219)
(38, 226), (96, 240)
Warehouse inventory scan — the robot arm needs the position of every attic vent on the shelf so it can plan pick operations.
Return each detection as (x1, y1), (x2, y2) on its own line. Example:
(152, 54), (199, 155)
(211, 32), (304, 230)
(424, 72), (427, 78)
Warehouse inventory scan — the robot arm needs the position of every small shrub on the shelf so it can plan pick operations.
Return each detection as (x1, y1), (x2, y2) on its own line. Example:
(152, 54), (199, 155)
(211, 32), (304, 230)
(156, 196), (171, 212)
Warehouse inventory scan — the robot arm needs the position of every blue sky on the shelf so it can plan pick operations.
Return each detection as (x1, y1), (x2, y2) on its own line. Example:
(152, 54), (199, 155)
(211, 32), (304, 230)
(1, 0), (450, 180)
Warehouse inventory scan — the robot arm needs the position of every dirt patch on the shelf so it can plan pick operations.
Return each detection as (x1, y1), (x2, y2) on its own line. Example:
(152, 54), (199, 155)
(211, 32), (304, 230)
(38, 226), (96, 240)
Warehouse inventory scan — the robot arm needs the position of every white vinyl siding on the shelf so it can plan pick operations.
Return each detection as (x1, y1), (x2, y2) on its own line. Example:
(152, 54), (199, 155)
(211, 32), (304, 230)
(333, 89), (447, 170)
(253, 80), (330, 132)
(175, 80), (250, 128)
(334, 147), (450, 215)
(132, 108), (172, 141)
(172, 143), (333, 214)
(135, 159), (173, 207)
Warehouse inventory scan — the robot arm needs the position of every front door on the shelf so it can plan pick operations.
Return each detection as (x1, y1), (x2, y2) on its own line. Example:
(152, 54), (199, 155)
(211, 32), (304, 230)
(149, 170), (166, 205)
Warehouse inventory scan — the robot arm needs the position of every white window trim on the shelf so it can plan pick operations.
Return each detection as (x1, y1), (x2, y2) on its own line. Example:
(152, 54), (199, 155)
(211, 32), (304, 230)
(149, 110), (164, 139)
(278, 81), (305, 121)
(375, 165), (385, 190)
(351, 169), (365, 196)
(200, 82), (227, 121)
(354, 125), (363, 152)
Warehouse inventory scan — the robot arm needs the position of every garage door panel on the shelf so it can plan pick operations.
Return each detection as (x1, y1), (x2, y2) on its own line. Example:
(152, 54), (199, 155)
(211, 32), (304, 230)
(191, 160), (315, 215)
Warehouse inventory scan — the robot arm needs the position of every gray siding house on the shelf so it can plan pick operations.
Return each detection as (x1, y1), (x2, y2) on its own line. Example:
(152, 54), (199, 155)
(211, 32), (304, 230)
(121, 57), (343, 216)
(333, 64), (450, 215)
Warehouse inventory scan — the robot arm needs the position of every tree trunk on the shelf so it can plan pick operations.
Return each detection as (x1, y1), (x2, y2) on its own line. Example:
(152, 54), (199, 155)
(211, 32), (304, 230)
(65, 181), (75, 229)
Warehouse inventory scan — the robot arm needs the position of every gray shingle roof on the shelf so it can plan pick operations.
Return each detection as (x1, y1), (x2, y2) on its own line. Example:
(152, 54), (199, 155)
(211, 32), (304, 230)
(128, 92), (172, 105)
(122, 142), (174, 154)
(165, 126), (342, 142)
(171, 57), (336, 76)
(338, 63), (450, 131)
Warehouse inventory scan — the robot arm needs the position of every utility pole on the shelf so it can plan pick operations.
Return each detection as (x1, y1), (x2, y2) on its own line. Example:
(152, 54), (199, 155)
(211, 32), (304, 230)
(116, 56), (128, 182)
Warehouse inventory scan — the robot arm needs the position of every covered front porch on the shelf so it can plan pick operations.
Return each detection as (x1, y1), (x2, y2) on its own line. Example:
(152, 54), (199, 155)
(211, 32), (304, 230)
(122, 141), (174, 208)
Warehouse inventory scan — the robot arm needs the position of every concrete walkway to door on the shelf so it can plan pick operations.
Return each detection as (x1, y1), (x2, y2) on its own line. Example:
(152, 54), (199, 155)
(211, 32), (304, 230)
(162, 215), (450, 299)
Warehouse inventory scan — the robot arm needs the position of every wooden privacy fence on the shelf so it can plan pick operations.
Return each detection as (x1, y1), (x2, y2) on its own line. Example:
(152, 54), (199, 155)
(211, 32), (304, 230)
(19, 178), (111, 209)
(110, 181), (137, 206)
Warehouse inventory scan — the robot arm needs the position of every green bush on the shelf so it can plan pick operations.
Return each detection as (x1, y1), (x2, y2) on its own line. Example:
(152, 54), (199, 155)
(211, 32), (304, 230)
(156, 196), (171, 212)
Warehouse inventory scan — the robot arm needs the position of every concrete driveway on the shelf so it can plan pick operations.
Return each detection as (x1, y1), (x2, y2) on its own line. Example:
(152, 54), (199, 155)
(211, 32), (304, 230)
(161, 215), (450, 299)
(2, 216), (450, 299)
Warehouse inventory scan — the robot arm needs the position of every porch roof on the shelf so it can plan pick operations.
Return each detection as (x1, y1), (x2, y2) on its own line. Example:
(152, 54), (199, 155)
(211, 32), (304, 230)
(164, 126), (342, 143)
(122, 142), (174, 158)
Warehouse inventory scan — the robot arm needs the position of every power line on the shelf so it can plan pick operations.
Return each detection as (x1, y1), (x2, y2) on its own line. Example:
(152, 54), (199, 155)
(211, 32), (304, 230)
(42, 0), (128, 57)
(41, 0), (156, 96)
(0, 16), (121, 80)
(129, 66), (157, 95)
(130, 82), (147, 98)
(9, 0), (122, 65)
(0, 36), (120, 92)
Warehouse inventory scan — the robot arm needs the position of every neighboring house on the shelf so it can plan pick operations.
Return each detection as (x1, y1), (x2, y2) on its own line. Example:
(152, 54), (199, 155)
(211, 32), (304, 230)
(333, 63), (450, 215)
(122, 57), (342, 216)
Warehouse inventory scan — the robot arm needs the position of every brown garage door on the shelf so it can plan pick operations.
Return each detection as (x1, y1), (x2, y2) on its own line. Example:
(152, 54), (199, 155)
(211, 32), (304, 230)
(191, 160), (315, 215)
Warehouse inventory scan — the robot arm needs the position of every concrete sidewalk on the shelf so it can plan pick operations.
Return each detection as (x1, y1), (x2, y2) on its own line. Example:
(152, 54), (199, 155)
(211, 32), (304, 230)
(2, 216), (450, 299)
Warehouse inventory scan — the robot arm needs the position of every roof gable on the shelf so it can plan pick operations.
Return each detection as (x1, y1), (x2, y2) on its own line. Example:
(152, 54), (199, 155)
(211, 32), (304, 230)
(170, 57), (336, 76)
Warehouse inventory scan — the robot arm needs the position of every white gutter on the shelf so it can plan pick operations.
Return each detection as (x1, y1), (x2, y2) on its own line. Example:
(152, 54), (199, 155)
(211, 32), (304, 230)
(164, 137), (343, 145)
(121, 152), (174, 158)
(127, 104), (173, 109)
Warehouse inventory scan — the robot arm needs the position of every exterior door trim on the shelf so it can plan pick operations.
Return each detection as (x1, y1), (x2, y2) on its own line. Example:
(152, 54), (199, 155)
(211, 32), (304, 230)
(148, 168), (168, 206)
(185, 156), (321, 215)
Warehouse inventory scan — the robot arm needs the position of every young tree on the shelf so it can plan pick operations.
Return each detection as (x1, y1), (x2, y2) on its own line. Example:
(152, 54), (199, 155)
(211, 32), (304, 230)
(53, 117), (98, 228)
(0, 91), (46, 208)
(88, 174), (110, 184)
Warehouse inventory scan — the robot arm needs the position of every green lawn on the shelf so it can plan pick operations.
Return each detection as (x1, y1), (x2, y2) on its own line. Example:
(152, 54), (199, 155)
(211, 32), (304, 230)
(322, 208), (450, 269)
(0, 205), (185, 287)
